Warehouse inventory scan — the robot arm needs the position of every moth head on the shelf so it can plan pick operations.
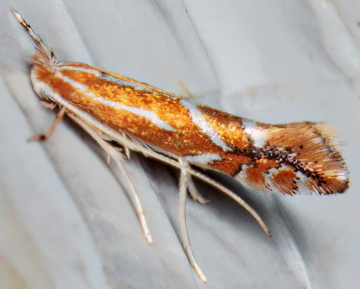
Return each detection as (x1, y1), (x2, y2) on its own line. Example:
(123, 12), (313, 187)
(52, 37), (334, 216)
(30, 65), (57, 106)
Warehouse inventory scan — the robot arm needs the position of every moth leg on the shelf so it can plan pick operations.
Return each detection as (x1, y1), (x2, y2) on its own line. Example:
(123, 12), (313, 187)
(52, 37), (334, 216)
(178, 158), (207, 283)
(28, 106), (66, 142)
(187, 178), (209, 204)
(112, 155), (153, 244)
(178, 80), (196, 99)
(68, 114), (153, 244)
(40, 101), (57, 110)
(120, 131), (131, 159)
(180, 161), (209, 204)
(102, 140), (129, 164)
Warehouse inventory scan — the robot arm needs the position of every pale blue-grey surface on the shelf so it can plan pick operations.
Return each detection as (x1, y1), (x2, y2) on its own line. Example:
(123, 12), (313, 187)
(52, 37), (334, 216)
(0, 1), (359, 288)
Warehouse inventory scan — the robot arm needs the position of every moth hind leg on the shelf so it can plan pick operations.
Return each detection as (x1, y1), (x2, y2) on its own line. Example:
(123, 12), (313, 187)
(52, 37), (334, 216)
(180, 161), (209, 204)
(102, 138), (130, 164)
(187, 178), (209, 204)
(178, 158), (207, 282)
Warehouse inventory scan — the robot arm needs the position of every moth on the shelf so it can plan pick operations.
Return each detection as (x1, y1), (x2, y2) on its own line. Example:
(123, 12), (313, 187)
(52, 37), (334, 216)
(12, 9), (349, 282)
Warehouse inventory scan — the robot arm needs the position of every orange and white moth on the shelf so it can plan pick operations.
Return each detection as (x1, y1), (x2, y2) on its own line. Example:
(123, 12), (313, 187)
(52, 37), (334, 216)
(12, 9), (349, 282)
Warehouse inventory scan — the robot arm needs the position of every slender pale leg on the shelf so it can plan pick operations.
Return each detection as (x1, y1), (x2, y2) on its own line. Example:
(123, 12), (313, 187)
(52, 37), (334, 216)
(28, 106), (66, 142)
(69, 114), (153, 244)
(180, 161), (209, 204)
(178, 158), (207, 283)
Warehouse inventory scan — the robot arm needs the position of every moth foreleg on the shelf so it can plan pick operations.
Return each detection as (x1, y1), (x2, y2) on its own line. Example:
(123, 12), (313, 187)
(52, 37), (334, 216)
(28, 106), (66, 142)
(178, 158), (207, 283)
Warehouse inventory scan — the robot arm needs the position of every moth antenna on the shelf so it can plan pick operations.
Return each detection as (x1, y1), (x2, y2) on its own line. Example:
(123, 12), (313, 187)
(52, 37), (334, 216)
(12, 8), (58, 68)
(12, 9), (43, 46)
